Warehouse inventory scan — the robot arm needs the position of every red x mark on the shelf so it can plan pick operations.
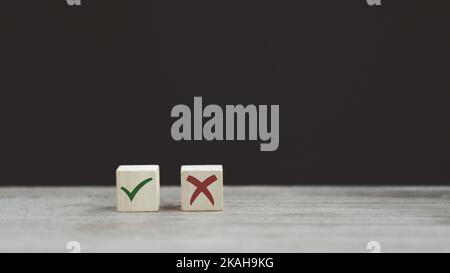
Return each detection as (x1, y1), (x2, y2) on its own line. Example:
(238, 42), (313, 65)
(186, 175), (218, 206)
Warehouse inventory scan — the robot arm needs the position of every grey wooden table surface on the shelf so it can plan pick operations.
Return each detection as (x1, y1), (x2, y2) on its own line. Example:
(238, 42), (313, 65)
(0, 186), (449, 253)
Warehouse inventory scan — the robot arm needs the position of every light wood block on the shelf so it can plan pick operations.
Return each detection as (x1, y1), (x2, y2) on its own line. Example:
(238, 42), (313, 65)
(116, 165), (160, 212)
(181, 165), (223, 211)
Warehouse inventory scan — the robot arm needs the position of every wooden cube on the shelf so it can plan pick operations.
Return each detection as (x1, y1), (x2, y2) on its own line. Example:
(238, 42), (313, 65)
(181, 165), (223, 211)
(116, 165), (160, 212)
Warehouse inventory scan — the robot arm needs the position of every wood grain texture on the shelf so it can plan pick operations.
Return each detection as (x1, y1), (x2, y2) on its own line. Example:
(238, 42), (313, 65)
(0, 186), (449, 252)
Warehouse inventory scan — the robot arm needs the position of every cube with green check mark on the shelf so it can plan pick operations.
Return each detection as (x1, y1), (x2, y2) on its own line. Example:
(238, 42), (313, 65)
(116, 165), (160, 212)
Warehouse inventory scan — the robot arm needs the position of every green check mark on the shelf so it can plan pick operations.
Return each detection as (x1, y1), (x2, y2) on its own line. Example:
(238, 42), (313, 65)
(121, 178), (153, 202)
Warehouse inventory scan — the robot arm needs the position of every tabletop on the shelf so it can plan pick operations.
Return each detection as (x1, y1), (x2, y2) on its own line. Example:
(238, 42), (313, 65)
(0, 186), (449, 252)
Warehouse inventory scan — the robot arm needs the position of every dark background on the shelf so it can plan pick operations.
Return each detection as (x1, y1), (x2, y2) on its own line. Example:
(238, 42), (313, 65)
(1, 0), (449, 186)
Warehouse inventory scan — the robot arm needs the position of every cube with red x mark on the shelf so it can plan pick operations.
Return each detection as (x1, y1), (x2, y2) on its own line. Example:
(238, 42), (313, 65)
(181, 165), (223, 211)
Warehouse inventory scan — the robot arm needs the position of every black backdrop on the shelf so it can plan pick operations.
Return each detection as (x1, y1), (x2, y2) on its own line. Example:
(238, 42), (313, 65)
(1, 0), (449, 186)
